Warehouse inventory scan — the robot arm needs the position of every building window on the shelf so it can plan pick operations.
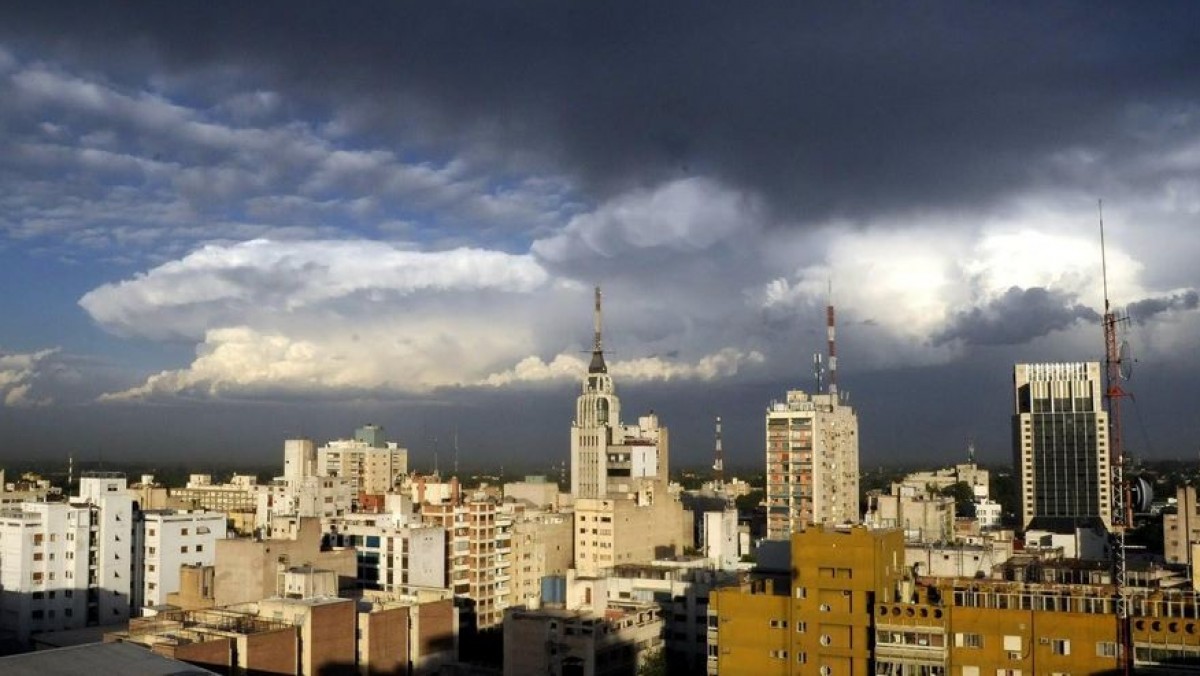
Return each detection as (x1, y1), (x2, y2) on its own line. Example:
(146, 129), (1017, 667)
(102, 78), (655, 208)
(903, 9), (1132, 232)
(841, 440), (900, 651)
(1096, 642), (1119, 658)
(196, 544), (203, 553)
(181, 528), (189, 535)
(796, 621), (807, 633)
(957, 633), (983, 648)
(1051, 639), (1070, 656)
(180, 546), (188, 553)
(769, 619), (788, 628)
(768, 649), (788, 659)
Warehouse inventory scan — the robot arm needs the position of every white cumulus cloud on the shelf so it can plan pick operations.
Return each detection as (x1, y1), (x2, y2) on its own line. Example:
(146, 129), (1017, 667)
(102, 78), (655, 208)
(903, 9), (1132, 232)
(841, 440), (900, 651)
(479, 348), (765, 387)
(80, 239), (551, 340)
(0, 348), (59, 407)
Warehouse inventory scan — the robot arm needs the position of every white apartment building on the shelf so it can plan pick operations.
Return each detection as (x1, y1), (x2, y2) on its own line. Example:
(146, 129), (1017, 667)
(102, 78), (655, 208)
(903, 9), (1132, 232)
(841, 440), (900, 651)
(765, 389), (860, 539)
(324, 512), (446, 593)
(283, 438), (317, 482)
(317, 425), (409, 495)
(139, 510), (227, 608)
(254, 475), (354, 537)
(0, 472), (133, 644)
(701, 507), (742, 569)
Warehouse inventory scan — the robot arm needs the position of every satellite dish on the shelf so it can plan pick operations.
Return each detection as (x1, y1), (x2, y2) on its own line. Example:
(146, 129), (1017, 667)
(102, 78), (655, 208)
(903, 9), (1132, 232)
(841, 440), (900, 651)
(1130, 476), (1153, 514)
(1118, 340), (1133, 380)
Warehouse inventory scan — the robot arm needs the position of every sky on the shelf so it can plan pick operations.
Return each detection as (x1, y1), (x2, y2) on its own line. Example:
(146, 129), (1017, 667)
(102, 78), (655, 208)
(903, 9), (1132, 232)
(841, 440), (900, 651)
(1, 3), (1199, 471)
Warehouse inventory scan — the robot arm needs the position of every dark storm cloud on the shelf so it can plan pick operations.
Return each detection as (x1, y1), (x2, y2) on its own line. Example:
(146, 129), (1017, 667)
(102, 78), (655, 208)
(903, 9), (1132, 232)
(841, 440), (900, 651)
(1126, 289), (1199, 324)
(3, 3), (1199, 222)
(933, 286), (1100, 346)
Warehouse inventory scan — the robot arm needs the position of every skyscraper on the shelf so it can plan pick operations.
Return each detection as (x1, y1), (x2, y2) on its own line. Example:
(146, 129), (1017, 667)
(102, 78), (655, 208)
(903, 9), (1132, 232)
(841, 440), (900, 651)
(570, 287), (668, 499)
(765, 389), (860, 540)
(1012, 362), (1112, 532)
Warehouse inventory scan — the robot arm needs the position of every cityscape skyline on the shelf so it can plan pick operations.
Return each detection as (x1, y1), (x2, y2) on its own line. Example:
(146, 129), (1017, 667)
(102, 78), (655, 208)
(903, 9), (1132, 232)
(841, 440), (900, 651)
(1, 5), (1199, 466)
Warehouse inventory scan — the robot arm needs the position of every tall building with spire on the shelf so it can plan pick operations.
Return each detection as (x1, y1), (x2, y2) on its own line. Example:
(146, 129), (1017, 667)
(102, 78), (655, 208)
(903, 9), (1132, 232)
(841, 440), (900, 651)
(570, 287), (668, 500)
(568, 287), (690, 575)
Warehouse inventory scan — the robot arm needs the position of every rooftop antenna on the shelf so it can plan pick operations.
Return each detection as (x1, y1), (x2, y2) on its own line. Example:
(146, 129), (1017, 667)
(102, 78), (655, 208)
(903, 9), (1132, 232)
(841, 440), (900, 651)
(453, 428), (459, 477)
(432, 436), (439, 478)
(713, 416), (725, 482)
(826, 281), (838, 399)
(67, 453), (74, 494)
(812, 353), (824, 393)
(967, 440), (976, 465)
(588, 286), (608, 374)
(1100, 199), (1133, 676)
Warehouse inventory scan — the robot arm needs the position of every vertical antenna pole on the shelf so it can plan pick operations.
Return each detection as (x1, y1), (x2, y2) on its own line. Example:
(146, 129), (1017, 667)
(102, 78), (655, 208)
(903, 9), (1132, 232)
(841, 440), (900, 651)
(1100, 200), (1132, 676)
(713, 416), (724, 482)
(827, 281), (838, 398)
(594, 286), (603, 353)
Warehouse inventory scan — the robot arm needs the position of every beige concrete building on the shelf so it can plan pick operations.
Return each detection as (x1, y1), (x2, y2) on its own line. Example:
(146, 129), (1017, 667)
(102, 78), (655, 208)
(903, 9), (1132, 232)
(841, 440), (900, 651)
(574, 482), (693, 577)
(509, 511), (573, 609)
(765, 389), (860, 540)
(503, 475), (561, 510)
(892, 461), (991, 501)
(504, 589), (664, 676)
(1165, 484), (1200, 567)
(864, 488), (956, 543)
(1013, 361), (1112, 532)
(209, 517), (355, 607)
(317, 424), (408, 495)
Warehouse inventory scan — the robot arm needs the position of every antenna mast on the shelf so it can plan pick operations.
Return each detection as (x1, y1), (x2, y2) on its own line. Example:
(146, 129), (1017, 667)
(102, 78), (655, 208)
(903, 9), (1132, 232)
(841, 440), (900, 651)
(713, 416), (725, 482)
(588, 286), (609, 374)
(826, 282), (838, 398)
(1100, 200), (1133, 676)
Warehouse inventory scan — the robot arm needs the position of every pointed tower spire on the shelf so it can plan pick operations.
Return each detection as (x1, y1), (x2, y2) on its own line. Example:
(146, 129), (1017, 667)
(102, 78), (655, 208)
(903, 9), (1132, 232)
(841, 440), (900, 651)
(588, 286), (608, 374)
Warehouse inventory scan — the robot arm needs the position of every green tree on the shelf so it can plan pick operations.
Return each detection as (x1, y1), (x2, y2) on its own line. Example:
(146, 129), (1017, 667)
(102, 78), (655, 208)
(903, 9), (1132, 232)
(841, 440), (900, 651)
(735, 489), (764, 514)
(940, 481), (977, 518)
(638, 648), (667, 676)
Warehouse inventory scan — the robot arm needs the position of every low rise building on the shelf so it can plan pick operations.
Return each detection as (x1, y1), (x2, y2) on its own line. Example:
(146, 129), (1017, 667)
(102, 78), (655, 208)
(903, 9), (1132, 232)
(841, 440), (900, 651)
(574, 480), (693, 577)
(504, 598), (664, 676)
